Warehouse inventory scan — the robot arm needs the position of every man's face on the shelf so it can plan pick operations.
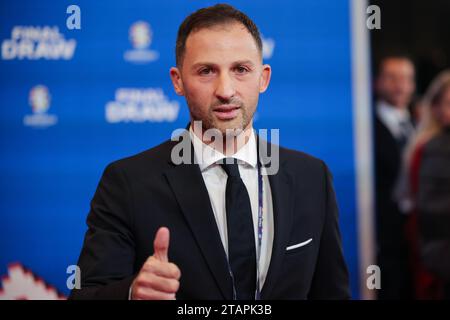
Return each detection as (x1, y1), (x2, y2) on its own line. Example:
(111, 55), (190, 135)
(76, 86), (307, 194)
(170, 22), (271, 135)
(376, 58), (415, 108)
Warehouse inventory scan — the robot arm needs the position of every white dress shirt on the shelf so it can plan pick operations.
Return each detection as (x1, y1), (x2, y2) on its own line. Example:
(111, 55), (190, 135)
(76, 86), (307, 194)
(189, 126), (274, 288)
(376, 100), (414, 140)
(377, 101), (415, 214)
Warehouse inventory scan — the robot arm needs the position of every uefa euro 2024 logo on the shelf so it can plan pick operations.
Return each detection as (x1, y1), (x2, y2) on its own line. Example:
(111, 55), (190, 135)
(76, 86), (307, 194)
(30, 85), (50, 114)
(124, 21), (159, 64)
(23, 85), (58, 128)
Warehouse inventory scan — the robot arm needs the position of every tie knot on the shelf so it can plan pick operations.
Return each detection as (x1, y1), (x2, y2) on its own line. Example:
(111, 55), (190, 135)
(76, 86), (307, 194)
(398, 119), (412, 139)
(220, 158), (240, 177)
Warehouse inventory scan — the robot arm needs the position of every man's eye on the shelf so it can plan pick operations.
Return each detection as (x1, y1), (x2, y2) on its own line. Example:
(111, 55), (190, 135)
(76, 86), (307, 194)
(235, 66), (249, 74)
(199, 68), (214, 75)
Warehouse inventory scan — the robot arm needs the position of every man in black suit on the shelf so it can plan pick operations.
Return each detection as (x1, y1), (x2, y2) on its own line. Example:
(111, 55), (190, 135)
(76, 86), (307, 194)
(373, 55), (416, 299)
(70, 4), (349, 300)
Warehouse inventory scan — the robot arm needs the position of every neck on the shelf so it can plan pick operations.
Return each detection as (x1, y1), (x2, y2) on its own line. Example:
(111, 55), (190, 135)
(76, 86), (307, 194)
(380, 99), (407, 111)
(190, 121), (253, 156)
(222, 126), (253, 156)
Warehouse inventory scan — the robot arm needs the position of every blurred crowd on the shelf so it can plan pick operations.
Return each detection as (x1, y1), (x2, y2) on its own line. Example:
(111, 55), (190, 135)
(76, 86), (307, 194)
(373, 55), (450, 299)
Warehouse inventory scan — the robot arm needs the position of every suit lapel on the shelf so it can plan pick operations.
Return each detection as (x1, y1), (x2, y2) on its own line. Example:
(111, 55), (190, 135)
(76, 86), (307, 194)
(260, 149), (295, 299)
(164, 131), (232, 299)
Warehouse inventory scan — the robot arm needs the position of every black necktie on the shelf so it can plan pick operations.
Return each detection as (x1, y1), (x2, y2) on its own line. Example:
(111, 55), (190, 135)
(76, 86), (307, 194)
(221, 158), (256, 300)
(397, 119), (413, 150)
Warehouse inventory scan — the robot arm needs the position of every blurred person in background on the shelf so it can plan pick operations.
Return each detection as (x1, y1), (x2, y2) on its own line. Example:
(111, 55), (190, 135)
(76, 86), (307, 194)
(374, 55), (416, 299)
(402, 71), (450, 299)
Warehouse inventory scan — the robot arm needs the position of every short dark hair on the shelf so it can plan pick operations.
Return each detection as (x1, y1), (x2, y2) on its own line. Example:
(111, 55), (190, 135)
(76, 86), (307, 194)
(375, 53), (415, 78)
(175, 3), (262, 67)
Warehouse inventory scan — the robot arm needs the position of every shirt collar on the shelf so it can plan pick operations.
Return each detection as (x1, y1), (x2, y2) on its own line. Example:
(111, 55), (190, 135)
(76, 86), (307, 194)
(189, 125), (257, 172)
(377, 100), (411, 123)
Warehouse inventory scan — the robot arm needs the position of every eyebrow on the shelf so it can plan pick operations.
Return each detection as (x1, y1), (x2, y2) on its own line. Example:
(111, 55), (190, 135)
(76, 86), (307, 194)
(191, 60), (256, 70)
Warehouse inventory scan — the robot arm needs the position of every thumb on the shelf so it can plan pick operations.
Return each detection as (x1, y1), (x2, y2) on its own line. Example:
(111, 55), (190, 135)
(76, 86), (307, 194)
(153, 227), (170, 262)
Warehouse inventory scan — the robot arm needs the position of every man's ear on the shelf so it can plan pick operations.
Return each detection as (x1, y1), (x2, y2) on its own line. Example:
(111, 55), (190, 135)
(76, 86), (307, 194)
(259, 64), (272, 93)
(170, 67), (184, 96)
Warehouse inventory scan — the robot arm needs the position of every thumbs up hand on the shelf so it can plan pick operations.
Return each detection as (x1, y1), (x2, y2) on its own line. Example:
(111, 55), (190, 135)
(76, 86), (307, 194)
(131, 227), (181, 300)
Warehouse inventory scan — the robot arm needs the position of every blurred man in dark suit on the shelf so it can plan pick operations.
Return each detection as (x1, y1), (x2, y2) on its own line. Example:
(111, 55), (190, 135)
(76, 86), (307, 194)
(374, 55), (416, 299)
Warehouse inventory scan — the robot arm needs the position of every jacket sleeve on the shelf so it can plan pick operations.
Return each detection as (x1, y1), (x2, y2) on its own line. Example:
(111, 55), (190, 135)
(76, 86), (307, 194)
(69, 162), (136, 300)
(308, 162), (351, 299)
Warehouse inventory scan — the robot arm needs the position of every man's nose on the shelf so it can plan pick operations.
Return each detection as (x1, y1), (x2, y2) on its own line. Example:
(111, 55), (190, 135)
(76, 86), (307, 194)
(214, 73), (236, 101)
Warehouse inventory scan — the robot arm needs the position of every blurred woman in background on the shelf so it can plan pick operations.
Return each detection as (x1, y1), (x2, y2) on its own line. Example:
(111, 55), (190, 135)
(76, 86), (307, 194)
(402, 70), (450, 299)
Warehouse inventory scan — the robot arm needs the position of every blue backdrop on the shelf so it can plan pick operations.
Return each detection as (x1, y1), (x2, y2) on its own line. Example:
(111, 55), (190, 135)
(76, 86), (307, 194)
(0, 0), (359, 298)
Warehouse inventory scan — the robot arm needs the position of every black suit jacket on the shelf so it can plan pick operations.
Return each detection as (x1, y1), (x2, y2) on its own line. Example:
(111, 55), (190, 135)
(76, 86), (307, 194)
(374, 112), (415, 299)
(69, 131), (350, 300)
(374, 115), (406, 252)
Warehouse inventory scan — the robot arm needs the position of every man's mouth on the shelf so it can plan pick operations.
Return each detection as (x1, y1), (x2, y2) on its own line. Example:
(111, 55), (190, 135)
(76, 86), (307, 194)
(212, 105), (240, 120)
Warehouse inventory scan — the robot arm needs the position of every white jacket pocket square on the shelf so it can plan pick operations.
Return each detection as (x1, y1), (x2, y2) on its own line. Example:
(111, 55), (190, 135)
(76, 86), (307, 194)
(286, 238), (313, 251)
